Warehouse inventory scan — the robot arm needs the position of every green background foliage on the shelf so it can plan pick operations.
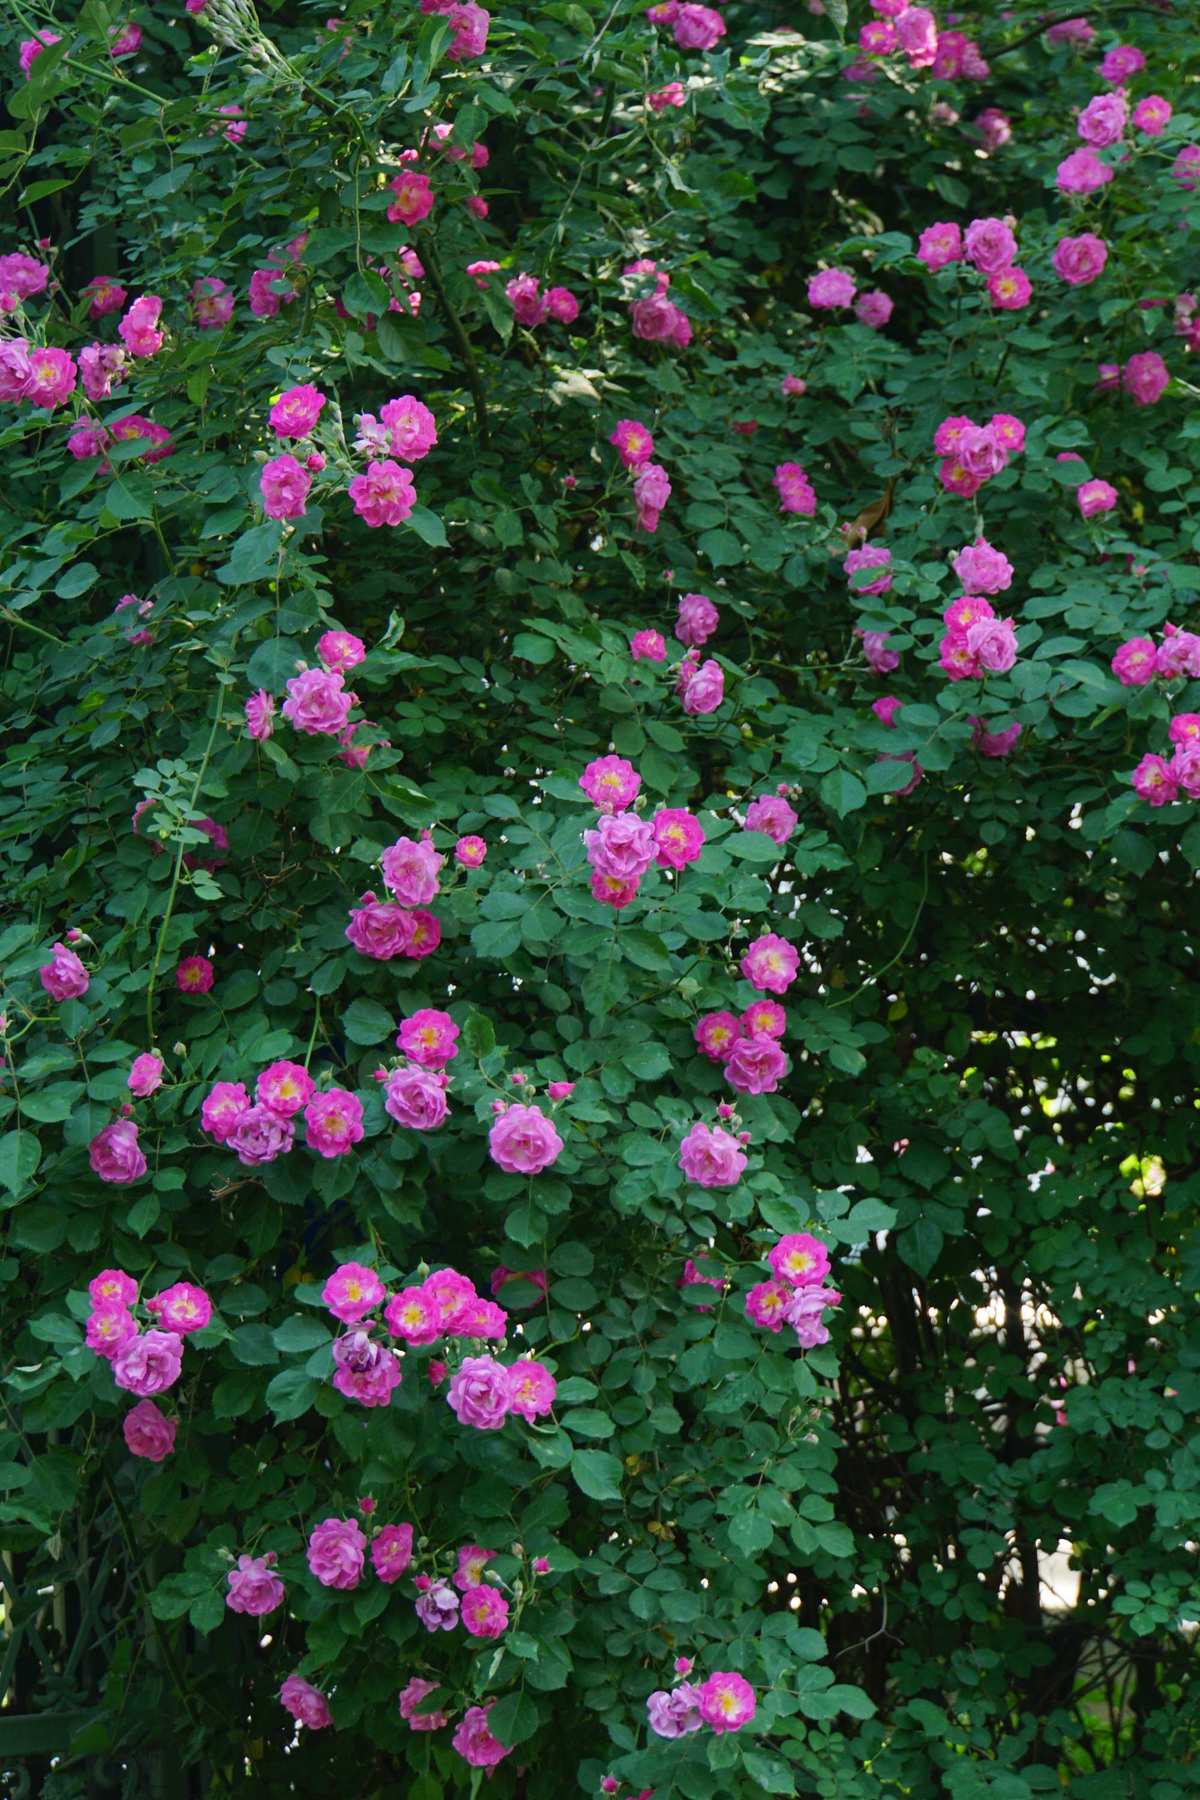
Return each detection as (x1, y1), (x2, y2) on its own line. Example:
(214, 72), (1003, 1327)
(2, 0), (1199, 1793)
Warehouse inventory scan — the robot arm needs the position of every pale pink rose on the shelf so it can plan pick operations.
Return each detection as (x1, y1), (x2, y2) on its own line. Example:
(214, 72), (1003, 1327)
(280, 1674), (332, 1730)
(226, 1553), (284, 1616)
(488, 1103), (563, 1174)
(123, 1399), (177, 1461)
(678, 1121), (747, 1188)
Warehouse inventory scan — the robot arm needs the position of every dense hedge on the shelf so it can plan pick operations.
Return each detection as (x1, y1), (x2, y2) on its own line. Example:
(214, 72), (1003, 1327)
(2, 1), (1200, 1795)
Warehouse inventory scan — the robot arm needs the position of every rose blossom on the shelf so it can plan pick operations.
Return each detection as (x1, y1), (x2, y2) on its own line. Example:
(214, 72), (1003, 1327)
(1132, 754), (1177, 806)
(461, 1584), (509, 1638)
(348, 460), (416, 526)
(344, 891), (414, 959)
(774, 461), (816, 515)
(1133, 96), (1171, 137)
(86, 1305), (138, 1357)
(652, 807), (706, 868)
(304, 1089), (364, 1157)
(488, 1103), (563, 1174)
(280, 1675), (332, 1731)
(741, 932), (799, 993)
(227, 1104), (293, 1166)
(675, 593), (719, 646)
(322, 1262), (386, 1324)
(680, 657), (724, 715)
(226, 1553), (284, 1616)
(630, 629), (667, 663)
(452, 1705), (511, 1768)
(89, 1120), (148, 1185)
(112, 1328), (183, 1396)
(307, 1517), (366, 1589)
(1099, 44), (1144, 84)
(399, 1677), (449, 1730)
(580, 754), (641, 812)
(769, 1233), (831, 1286)
(39, 941), (89, 1000)
(256, 1060), (314, 1118)
(128, 1053), (164, 1097)
(506, 1359), (556, 1418)
(1057, 148), (1113, 195)
(383, 1065), (449, 1131)
(725, 1033), (788, 1095)
(1077, 92), (1128, 148)
(678, 1121), (747, 1188)
(371, 1523), (414, 1582)
(380, 834), (443, 904)
(1123, 352), (1169, 407)
(118, 295), (164, 358)
(447, 1354), (511, 1429)
(123, 1399), (177, 1462)
(150, 1282), (212, 1334)
(917, 222), (962, 271)
(260, 453), (311, 520)
(1078, 479), (1118, 518)
(698, 1672), (757, 1733)
(963, 217), (1017, 274)
(647, 1685), (704, 1738)
(807, 269), (856, 309)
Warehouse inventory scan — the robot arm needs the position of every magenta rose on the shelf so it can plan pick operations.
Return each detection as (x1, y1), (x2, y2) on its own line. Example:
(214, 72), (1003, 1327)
(112, 1328), (183, 1397)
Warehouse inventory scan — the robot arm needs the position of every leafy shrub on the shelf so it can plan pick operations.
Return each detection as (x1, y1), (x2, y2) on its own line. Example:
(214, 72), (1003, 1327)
(2, 1), (1200, 1795)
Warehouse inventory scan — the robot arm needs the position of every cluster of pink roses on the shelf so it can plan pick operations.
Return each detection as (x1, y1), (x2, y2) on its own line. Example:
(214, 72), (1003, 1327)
(418, 0), (490, 64)
(938, 596), (1019, 683)
(608, 410), (675, 535)
(646, 3), (726, 55)
(506, 272), (580, 328)
(774, 461), (816, 516)
(626, 590), (725, 713)
(320, 1257), (556, 1424)
(934, 410), (1025, 498)
(647, 1663), (757, 1738)
(376, 1007), (459, 1134)
(695, 992), (790, 1098)
(245, 623), (386, 769)
(806, 266), (893, 330)
(1131, 714), (1200, 808)
(624, 259), (692, 351)
(745, 1233), (841, 1349)
(344, 831), (446, 960)
(580, 754), (705, 909)
(1097, 350), (1171, 408)
(1113, 624), (1200, 690)
(83, 1268), (214, 1453)
(201, 1062), (363, 1165)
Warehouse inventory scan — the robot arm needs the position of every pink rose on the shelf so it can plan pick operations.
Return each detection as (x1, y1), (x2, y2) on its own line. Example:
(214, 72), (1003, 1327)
(1123, 352), (1169, 407)
(307, 1517), (366, 1589)
(381, 394), (438, 460)
(741, 932), (799, 993)
(345, 891), (415, 959)
(372, 1523), (415, 1582)
(226, 1552), (284, 1616)
(89, 1120), (148, 1185)
(281, 667), (353, 736)
(380, 834), (443, 904)
(447, 1354), (511, 1429)
(383, 1065), (449, 1131)
(127, 1052), (164, 1097)
(149, 1282), (211, 1334)
(123, 1399), (177, 1462)
(256, 1059), (314, 1118)
(1057, 148), (1113, 195)
(952, 538), (1013, 594)
(1077, 92), (1127, 148)
(917, 222), (962, 271)
(260, 453), (311, 520)
(269, 383), (326, 438)
(678, 1121), (747, 1188)
(1132, 754), (1177, 805)
(399, 1677), (449, 1731)
(807, 268), (856, 309)
(724, 1033), (789, 1095)
(322, 1262), (386, 1323)
(488, 1103), (563, 1174)
(743, 795), (797, 845)
(39, 941), (89, 1000)
(280, 1675), (332, 1730)
(680, 657), (724, 715)
(386, 170), (434, 226)
(697, 1672), (757, 1733)
(964, 616), (1018, 674)
(452, 1704), (511, 1768)
(227, 1104), (293, 1166)
(112, 1328), (183, 1397)
(675, 592), (719, 646)
(304, 1089), (364, 1158)
(580, 754), (641, 812)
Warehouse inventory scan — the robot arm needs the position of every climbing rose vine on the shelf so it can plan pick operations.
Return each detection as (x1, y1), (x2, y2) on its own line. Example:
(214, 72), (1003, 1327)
(2, 0), (1200, 1795)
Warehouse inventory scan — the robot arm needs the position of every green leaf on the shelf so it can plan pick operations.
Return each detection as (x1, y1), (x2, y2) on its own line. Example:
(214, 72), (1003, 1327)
(54, 562), (99, 599)
(264, 1368), (320, 1422)
(272, 1315), (333, 1354)
(571, 1448), (624, 1501)
(729, 1510), (774, 1556)
(245, 636), (303, 691)
(898, 1217), (943, 1277)
(406, 505), (448, 548)
(621, 1042), (671, 1080)
(561, 1407), (615, 1439)
(744, 1753), (798, 1794)
(0, 1130), (41, 1199)
(462, 1012), (496, 1058)
(819, 769), (867, 817)
(341, 998), (395, 1045)
(216, 523), (283, 588)
(488, 1690), (540, 1747)
(513, 632), (554, 665)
